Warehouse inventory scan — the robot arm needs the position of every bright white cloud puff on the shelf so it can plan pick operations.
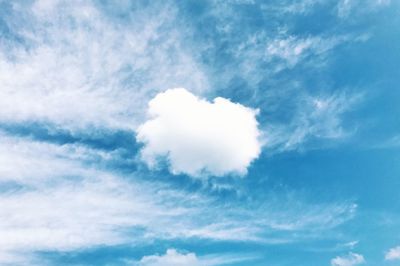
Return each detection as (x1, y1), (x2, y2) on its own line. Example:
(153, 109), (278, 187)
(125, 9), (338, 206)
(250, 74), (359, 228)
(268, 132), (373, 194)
(137, 88), (261, 177)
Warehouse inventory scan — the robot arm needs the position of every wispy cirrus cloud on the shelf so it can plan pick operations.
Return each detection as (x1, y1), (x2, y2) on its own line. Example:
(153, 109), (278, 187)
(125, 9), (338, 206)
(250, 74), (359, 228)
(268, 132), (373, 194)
(263, 91), (363, 152)
(0, 0), (208, 132)
(0, 131), (357, 264)
(264, 34), (370, 72)
(219, 21), (369, 87)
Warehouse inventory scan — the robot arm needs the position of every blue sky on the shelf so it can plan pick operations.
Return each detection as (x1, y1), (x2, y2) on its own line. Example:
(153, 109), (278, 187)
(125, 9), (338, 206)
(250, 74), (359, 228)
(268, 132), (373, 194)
(0, 0), (399, 265)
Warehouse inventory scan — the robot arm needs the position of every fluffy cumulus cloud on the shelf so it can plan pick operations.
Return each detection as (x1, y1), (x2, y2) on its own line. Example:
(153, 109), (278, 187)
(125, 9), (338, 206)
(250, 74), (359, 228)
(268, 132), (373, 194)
(137, 88), (261, 177)
(137, 249), (201, 266)
(331, 252), (365, 266)
(385, 246), (400, 260)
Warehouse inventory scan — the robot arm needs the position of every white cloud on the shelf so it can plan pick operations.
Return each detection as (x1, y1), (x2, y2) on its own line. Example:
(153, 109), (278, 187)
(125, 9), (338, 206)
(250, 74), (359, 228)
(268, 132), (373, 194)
(343, 241), (359, 249)
(331, 252), (365, 266)
(135, 249), (256, 266)
(137, 88), (261, 177)
(137, 249), (201, 266)
(385, 246), (400, 260)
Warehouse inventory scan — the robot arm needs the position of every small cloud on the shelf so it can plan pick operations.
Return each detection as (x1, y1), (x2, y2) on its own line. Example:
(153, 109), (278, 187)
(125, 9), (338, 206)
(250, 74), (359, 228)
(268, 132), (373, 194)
(385, 246), (400, 261)
(134, 249), (256, 266)
(331, 252), (365, 266)
(343, 241), (359, 249)
(137, 88), (261, 177)
(137, 249), (201, 266)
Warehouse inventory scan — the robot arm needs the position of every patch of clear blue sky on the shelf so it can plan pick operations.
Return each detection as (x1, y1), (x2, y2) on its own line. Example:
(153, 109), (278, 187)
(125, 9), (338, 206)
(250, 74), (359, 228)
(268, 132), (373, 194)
(1, 0), (400, 265)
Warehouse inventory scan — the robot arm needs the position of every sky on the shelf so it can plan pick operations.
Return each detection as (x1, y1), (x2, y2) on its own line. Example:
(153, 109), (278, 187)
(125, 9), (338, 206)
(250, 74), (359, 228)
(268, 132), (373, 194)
(0, 0), (399, 265)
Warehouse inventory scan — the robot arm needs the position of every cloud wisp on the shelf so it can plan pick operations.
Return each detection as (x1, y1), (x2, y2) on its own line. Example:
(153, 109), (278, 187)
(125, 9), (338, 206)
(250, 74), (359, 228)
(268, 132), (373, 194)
(331, 252), (365, 266)
(385, 246), (400, 261)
